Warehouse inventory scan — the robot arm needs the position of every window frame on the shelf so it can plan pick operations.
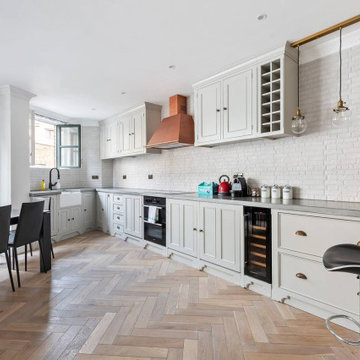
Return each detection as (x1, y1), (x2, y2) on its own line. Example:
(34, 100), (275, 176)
(56, 124), (81, 169)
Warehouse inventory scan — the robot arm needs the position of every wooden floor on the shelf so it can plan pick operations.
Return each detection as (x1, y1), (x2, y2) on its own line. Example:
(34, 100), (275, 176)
(0, 231), (359, 360)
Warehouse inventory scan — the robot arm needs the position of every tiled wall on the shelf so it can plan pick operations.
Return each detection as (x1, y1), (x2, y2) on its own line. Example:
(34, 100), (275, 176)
(30, 126), (113, 190)
(113, 44), (360, 202)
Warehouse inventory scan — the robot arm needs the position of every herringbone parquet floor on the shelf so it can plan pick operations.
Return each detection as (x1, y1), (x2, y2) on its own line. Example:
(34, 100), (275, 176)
(0, 231), (359, 360)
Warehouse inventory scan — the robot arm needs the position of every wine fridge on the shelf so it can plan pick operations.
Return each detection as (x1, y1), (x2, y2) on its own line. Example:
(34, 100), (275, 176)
(244, 206), (272, 283)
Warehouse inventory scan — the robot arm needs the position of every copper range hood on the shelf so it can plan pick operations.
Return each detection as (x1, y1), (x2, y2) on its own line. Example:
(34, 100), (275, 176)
(147, 95), (194, 149)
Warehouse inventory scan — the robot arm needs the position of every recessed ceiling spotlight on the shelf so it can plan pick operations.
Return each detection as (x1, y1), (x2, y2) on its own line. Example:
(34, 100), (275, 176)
(121, 91), (127, 95)
(168, 65), (176, 70)
(257, 14), (267, 21)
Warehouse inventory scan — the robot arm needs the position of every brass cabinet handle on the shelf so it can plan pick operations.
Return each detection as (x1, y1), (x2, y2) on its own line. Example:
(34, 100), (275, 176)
(199, 229), (204, 233)
(84, 209), (87, 212)
(223, 107), (228, 110)
(357, 291), (360, 296)
(296, 273), (307, 280)
(193, 227), (197, 231)
(216, 109), (220, 112)
(295, 230), (307, 236)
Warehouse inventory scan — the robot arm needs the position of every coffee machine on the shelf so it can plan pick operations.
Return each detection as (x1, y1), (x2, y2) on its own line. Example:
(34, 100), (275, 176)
(231, 174), (248, 198)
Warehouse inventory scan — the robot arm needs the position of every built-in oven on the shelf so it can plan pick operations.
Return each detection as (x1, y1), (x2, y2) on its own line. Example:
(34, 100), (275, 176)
(143, 196), (166, 246)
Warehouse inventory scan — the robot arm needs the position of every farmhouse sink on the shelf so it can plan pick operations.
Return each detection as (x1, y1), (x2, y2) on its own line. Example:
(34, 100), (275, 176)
(59, 191), (82, 208)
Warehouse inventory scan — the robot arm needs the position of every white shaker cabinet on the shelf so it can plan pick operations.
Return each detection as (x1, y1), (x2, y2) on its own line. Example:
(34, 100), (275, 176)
(82, 191), (96, 232)
(195, 82), (222, 145)
(199, 202), (241, 271)
(124, 195), (143, 239)
(223, 69), (253, 139)
(100, 102), (161, 159)
(166, 199), (241, 272)
(167, 199), (198, 257)
(193, 43), (298, 146)
(97, 192), (112, 233)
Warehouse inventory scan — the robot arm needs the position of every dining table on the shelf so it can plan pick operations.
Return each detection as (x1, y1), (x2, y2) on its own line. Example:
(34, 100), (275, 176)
(10, 209), (52, 273)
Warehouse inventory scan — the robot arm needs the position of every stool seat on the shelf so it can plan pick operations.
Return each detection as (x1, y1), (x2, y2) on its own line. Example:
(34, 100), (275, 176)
(323, 244), (360, 275)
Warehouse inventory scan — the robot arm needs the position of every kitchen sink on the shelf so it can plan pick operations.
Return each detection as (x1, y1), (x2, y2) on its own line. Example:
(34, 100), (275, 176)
(59, 191), (82, 208)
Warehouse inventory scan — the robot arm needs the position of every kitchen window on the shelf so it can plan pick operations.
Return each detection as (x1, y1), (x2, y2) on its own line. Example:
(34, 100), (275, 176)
(30, 113), (81, 168)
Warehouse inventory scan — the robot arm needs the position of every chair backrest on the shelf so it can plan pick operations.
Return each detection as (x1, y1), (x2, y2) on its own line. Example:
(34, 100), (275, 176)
(0, 205), (11, 253)
(32, 196), (50, 210)
(14, 201), (44, 247)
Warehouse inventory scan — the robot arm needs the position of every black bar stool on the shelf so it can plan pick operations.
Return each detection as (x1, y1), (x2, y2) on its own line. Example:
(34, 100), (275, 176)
(323, 244), (360, 346)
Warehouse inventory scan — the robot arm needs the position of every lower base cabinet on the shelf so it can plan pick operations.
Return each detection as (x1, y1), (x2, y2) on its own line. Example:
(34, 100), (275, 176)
(124, 195), (143, 239)
(167, 199), (242, 273)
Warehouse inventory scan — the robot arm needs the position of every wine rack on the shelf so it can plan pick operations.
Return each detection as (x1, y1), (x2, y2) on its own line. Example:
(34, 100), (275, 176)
(260, 59), (282, 134)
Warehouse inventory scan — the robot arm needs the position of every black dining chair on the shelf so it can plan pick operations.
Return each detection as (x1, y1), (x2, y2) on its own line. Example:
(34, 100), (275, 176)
(9, 201), (44, 287)
(28, 197), (54, 259)
(0, 205), (15, 292)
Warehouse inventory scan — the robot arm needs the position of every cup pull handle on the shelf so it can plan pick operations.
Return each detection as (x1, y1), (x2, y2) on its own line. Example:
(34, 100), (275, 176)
(296, 273), (307, 280)
(295, 230), (307, 236)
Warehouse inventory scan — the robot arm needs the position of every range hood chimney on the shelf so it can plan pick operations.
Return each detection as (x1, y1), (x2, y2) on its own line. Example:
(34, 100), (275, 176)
(147, 95), (194, 149)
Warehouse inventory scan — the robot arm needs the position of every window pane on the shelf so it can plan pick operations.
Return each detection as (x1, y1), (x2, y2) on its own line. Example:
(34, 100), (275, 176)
(60, 126), (79, 146)
(60, 148), (79, 167)
(34, 120), (56, 167)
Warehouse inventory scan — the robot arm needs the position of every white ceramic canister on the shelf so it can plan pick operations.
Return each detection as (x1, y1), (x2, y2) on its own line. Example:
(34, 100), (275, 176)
(261, 185), (271, 199)
(282, 185), (293, 200)
(271, 184), (281, 199)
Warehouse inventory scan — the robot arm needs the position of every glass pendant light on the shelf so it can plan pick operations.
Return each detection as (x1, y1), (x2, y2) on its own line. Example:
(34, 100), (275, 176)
(291, 46), (307, 134)
(332, 27), (351, 127)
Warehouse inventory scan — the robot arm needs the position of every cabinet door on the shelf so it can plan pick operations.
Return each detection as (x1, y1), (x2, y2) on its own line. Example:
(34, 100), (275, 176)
(167, 200), (182, 251)
(100, 125), (106, 159)
(59, 209), (70, 234)
(116, 119), (124, 155)
(124, 196), (134, 235)
(133, 196), (143, 238)
(70, 207), (82, 232)
(133, 110), (145, 152)
(216, 205), (241, 271)
(106, 193), (113, 235)
(97, 193), (108, 233)
(109, 121), (118, 156)
(122, 116), (132, 152)
(223, 70), (253, 139)
(196, 82), (221, 144)
(83, 192), (95, 231)
(199, 202), (217, 263)
(182, 201), (198, 257)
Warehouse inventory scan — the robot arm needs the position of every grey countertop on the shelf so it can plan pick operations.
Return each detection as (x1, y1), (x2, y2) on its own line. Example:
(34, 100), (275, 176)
(97, 187), (360, 217)
(30, 188), (96, 196)
(30, 187), (360, 218)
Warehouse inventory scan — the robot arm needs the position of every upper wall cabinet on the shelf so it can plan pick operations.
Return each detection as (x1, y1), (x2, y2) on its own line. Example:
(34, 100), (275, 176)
(193, 43), (297, 146)
(100, 102), (162, 159)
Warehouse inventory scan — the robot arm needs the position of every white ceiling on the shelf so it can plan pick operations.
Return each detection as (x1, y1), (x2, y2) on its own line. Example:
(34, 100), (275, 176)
(1, 0), (360, 120)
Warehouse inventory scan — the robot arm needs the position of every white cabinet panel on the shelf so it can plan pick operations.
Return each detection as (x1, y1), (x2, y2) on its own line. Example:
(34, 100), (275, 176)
(196, 82), (221, 144)
(83, 192), (95, 231)
(199, 203), (217, 262)
(167, 200), (198, 257)
(223, 70), (253, 139)
(133, 110), (144, 152)
(199, 202), (241, 271)
(124, 195), (143, 239)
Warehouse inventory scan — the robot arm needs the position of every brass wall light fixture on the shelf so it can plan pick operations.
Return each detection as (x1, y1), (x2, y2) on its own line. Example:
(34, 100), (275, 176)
(332, 27), (351, 127)
(291, 46), (307, 134)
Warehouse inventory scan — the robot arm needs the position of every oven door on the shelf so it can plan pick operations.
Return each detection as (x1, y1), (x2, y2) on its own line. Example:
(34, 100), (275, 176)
(144, 222), (166, 246)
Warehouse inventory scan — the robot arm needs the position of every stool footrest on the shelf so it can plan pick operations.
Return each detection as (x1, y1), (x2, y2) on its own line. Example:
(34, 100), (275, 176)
(326, 315), (360, 346)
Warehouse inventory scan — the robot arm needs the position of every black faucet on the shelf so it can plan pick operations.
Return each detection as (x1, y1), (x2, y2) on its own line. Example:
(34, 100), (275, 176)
(49, 168), (60, 190)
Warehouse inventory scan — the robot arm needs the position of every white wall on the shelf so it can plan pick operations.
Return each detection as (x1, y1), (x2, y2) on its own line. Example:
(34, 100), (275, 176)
(0, 85), (34, 208)
(113, 43), (360, 202)
(30, 126), (113, 190)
